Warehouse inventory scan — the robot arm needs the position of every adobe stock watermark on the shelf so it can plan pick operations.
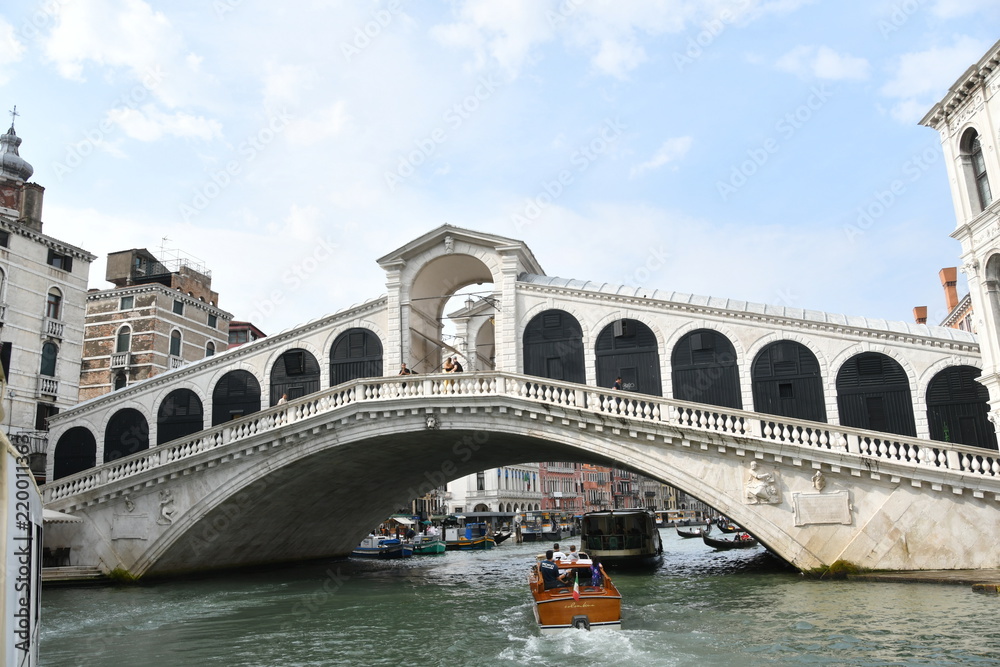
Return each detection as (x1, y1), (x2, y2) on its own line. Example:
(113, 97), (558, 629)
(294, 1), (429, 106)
(384, 76), (502, 192)
(278, 566), (350, 632)
(546, 0), (585, 27)
(843, 144), (940, 244)
(511, 117), (626, 231)
(716, 85), (833, 202)
(340, 0), (405, 61)
(405, 430), (490, 500)
(246, 236), (339, 326)
(673, 0), (751, 72)
(178, 109), (291, 222)
(877, 0), (928, 39)
(622, 245), (670, 287)
(51, 66), (166, 181)
(14, 0), (65, 42)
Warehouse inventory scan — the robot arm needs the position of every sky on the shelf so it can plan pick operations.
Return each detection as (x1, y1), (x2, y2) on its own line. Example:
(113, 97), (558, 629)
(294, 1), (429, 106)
(0, 0), (998, 336)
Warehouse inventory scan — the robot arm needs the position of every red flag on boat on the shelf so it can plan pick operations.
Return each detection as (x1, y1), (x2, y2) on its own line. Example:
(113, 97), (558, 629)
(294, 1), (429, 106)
(572, 573), (580, 600)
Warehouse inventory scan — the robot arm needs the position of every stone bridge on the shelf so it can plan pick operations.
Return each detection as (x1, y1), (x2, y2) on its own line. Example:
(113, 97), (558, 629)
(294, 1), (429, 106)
(42, 372), (1000, 578)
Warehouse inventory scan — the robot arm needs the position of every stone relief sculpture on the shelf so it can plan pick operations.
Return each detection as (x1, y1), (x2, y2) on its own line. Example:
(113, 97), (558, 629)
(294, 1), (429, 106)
(812, 470), (826, 492)
(157, 489), (176, 525)
(123, 494), (135, 512)
(745, 461), (780, 504)
(444, 235), (454, 254)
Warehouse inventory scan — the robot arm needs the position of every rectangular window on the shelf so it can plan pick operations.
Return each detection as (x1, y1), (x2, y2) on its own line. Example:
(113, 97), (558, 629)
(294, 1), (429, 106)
(284, 351), (306, 375)
(120, 295), (134, 310)
(172, 300), (184, 315)
(0, 230), (8, 248)
(46, 292), (61, 319)
(0, 341), (11, 379)
(207, 313), (217, 328)
(35, 403), (59, 431)
(46, 249), (73, 272)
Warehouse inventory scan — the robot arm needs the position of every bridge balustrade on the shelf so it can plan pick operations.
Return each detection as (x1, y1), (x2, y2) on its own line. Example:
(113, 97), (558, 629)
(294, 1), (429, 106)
(42, 371), (1000, 503)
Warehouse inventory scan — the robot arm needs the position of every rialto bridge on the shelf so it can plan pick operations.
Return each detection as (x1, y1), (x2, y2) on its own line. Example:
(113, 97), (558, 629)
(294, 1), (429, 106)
(41, 226), (1000, 576)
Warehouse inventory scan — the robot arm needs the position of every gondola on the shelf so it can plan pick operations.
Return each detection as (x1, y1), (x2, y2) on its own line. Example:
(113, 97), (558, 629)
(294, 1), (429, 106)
(702, 532), (758, 550)
(493, 531), (513, 545)
(716, 522), (741, 534)
(675, 524), (710, 539)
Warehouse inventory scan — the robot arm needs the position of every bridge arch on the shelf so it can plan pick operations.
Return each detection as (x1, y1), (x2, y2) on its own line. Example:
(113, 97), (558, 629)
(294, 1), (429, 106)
(53, 427), (97, 480)
(749, 338), (827, 423)
(328, 327), (384, 386)
(103, 408), (149, 463)
(671, 328), (742, 408)
(156, 388), (205, 446)
(925, 364), (996, 449)
(404, 246), (501, 374)
(267, 346), (322, 406)
(522, 308), (587, 384)
(210, 367), (263, 425)
(834, 350), (917, 436)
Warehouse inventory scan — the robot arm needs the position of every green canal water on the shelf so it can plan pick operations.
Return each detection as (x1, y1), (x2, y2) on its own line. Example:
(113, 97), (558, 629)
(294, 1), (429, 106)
(40, 530), (1000, 666)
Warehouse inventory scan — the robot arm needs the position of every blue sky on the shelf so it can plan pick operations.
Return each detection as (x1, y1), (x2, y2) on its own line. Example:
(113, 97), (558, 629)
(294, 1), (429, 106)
(0, 0), (997, 334)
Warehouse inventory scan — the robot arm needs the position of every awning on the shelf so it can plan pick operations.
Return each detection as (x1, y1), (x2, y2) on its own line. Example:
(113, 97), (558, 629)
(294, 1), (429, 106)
(43, 509), (83, 524)
(390, 516), (415, 525)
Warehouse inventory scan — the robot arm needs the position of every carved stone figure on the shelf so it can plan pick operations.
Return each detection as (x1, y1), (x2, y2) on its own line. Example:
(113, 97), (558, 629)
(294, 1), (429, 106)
(444, 235), (454, 254)
(745, 461), (780, 504)
(157, 489), (175, 525)
(812, 470), (826, 492)
(123, 494), (135, 512)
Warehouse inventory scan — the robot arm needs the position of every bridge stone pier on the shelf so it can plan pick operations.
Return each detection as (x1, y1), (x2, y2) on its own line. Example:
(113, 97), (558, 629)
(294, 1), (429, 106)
(42, 225), (1000, 577)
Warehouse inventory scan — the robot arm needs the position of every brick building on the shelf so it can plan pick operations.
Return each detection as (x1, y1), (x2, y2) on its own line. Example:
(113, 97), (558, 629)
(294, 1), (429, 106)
(79, 248), (231, 400)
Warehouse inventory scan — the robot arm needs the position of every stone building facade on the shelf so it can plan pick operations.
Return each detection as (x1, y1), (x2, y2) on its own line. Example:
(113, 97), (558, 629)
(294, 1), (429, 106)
(0, 122), (94, 480)
(79, 248), (232, 401)
(921, 39), (1000, 422)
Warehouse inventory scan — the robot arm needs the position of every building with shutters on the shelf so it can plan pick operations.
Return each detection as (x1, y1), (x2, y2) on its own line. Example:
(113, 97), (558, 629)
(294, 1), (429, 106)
(0, 120), (95, 481)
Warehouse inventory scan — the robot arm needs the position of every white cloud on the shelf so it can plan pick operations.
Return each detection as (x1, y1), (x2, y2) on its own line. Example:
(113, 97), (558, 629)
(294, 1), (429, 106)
(285, 101), (350, 145)
(881, 36), (991, 123)
(40, 0), (214, 108)
(108, 105), (223, 142)
(932, 0), (999, 18)
(0, 17), (26, 84)
(776, 45), (870, 80)
(630, 137), (693, 178)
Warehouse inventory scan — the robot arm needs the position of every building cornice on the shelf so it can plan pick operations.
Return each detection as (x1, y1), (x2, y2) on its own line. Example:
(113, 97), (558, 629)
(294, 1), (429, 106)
(0, 216), (97, 262)
(87, 284), (233, 319)
(517, 280), (980, 354)
(920, 38), (1000, 131)
(941, 293), (973, 328)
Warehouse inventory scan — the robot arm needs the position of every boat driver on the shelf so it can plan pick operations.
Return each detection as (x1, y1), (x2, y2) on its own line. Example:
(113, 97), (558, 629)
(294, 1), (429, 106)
(540, 550), (572, 589)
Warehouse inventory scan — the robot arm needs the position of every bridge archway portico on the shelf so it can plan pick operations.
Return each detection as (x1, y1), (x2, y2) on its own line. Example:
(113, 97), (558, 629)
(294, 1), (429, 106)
(43, 372), (1000, 578)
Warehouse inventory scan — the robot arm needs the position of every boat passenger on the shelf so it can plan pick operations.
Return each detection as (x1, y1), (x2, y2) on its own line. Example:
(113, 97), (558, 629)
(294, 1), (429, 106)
(540, 550), (569, 589)
(552, 543), (566, 560)
(567, 545), (579, 561)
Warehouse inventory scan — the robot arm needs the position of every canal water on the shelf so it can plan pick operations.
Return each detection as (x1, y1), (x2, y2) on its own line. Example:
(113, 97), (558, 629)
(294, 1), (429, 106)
(40, 530), (1000, 666)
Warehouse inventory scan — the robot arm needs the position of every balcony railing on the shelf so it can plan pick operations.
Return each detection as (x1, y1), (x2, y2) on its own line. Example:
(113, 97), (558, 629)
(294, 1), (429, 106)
(44, 318), (64, 339)
(110, 352), (131, 368)
(169, 356), (185, 370)
(36, 376), (58, 396)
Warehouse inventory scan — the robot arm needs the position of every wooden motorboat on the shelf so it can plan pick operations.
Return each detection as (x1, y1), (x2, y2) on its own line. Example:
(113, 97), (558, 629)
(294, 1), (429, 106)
(580, 509), (662, 567)
(444, 522), (496, 550)
(410, 534), (446, 555)
(675, 524), (710, 539)
(528, 557), (621, 634)
(702, 532), (759, 550)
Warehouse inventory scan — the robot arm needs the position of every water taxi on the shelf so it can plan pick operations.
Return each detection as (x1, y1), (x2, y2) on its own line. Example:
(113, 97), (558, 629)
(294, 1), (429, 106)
(528, 556), (622, 633)
(580, 509), (662, 567)
(410, 533), (446, 555)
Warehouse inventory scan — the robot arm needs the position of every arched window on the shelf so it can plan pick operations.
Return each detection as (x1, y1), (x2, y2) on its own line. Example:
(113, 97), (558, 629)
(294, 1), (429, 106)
(53, 427), (97, 480)
(836, 352), (916, 437)
(270, 348), (320, 405)
(751, 340), (826, 423)
(169, 330), (182, 356)
(329, 329), (383, 386)
(206, 341), (215, 357)
(212, 369), (262, 425)
(523, 309), (585, 383)
(962, 129), (993, 212)
(595, 319), (662, 395)
(40, 341), (57, 377)
(46, 287), (62, 319)
(104, 408), (149, 462)
(671, 329), (741, 409)
(926, 365), (997, 450)
(157, 389), (204, 445)
(116, 326), (131, 353)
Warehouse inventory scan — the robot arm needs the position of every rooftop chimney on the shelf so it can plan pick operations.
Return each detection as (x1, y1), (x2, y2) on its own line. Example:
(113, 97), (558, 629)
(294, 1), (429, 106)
(940, 267), (959, 313)
(913, 306), (927, 325)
